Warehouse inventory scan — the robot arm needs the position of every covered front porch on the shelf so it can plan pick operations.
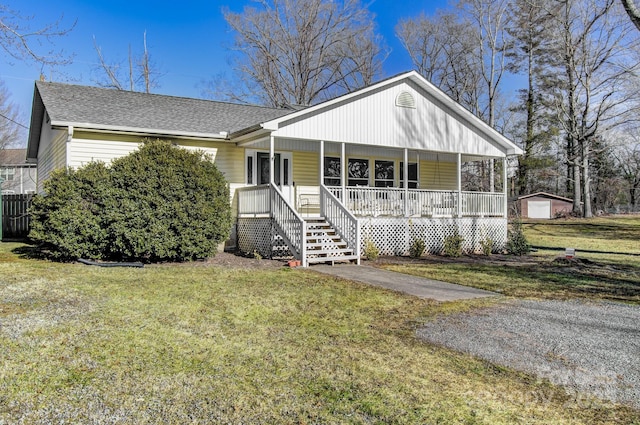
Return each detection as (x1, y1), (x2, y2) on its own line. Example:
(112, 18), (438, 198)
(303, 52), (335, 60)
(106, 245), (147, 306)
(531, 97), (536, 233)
(234, 138), (509, 266)
(230, 72), (520, 266)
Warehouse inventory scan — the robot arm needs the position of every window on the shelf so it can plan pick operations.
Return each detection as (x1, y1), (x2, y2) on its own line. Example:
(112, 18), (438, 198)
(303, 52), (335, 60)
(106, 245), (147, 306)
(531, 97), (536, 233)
(374, 160), (394, 187)
(324, 157), (341, 186)
(283, 158), (289, 185)
(1, 167), (15, 181)
(348, 158), (369, 186)
(246, 156), (253, 184)
(400, 162), (418, 188)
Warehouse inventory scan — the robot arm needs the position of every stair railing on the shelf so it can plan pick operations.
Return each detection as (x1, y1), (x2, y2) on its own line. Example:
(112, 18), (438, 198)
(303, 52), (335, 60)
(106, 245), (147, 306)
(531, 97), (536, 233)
(320, 184), (360, 265)
(270, 185), (307, 266)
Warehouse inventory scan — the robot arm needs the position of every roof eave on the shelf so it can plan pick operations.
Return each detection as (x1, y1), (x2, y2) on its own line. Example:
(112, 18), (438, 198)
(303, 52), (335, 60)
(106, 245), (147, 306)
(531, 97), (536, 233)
(26, 83), (44, 161)
(50, 121), (231, 141)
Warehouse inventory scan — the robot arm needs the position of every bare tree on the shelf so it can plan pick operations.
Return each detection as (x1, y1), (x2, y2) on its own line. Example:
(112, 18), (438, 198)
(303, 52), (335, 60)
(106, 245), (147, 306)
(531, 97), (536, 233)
(396, 11), (483, 113)
(0, 4), (74, 67)
(222, 0), (385, 107)
(549, 0), (639, 216)
(0, 80), (22, 150)
(459, 0), (513, 192)
(617, 140), (640, 210)
(92, 31), (160, 93)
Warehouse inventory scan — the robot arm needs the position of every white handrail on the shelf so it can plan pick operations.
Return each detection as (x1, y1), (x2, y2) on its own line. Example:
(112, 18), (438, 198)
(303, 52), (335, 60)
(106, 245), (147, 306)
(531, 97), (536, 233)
(320, 184), (360, 265)
(270, 185), (306, 265)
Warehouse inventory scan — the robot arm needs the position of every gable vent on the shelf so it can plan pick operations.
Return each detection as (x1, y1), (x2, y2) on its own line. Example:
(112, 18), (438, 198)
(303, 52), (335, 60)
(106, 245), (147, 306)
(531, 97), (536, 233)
(395, 91), (416, 109)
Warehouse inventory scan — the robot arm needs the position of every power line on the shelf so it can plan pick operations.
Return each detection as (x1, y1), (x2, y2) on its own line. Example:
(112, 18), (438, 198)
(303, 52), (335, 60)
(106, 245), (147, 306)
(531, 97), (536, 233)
(0, 112), (28, 130)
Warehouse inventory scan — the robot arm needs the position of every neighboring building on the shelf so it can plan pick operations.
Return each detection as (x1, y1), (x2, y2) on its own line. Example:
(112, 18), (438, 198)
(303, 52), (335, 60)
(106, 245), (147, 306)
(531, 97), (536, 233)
(518, 192), (574, 219)
(26, 71), (523, 265)
(0, 148), (37, 194)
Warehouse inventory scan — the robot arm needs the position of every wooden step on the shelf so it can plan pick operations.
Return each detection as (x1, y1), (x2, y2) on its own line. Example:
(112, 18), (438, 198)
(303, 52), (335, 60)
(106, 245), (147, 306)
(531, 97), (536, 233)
(306, 254), (360, 265)
(305, 234), (342, 241)
(305, 241), (348, 249)
(306, 248), (354, 256)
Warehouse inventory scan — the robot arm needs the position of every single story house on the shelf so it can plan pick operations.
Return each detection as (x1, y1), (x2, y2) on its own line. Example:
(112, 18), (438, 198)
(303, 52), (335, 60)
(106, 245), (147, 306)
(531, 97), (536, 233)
(1, 148), (37, 194)
(518, 192), (573, 219)
(27, 71), (523, 266)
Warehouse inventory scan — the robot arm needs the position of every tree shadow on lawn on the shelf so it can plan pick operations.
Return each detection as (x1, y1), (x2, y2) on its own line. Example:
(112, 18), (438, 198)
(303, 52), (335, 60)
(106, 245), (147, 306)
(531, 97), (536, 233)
(377, 255), (640, 304)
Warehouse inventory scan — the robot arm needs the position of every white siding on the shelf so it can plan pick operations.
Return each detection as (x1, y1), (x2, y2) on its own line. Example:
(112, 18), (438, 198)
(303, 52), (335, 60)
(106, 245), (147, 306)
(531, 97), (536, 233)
(273, 81), (505, 158)
(36, 115), (66, 192)
(69, 138), (141, 168)
(66, 137), (244, 183)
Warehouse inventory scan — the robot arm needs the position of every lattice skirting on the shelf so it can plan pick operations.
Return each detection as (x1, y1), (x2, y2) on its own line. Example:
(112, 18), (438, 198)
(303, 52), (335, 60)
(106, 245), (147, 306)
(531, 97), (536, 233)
(238, 216), (507, 259)
(359, 217), (507, 256)
(236, 218), (293, 259)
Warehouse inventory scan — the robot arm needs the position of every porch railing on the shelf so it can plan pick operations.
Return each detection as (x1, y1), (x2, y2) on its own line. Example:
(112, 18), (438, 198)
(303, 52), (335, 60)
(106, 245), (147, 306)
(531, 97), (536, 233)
(327, 186), (504, 217)
(271, 185), (306, 263)
(237, 184), (271, 216)
(461, 191), (505, 217)
(320, 185), (360, 264)
(237, 184), (306, 264)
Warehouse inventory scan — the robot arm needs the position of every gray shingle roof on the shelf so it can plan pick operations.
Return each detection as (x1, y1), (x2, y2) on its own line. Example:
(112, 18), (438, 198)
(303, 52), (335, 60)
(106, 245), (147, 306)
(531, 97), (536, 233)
(35, 81), (293, 137)
(0, 149), (28, 166)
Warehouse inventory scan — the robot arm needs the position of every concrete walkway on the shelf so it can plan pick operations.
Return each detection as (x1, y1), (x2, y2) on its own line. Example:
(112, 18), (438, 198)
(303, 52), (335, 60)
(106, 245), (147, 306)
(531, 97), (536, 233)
(312, 264), (498, 302)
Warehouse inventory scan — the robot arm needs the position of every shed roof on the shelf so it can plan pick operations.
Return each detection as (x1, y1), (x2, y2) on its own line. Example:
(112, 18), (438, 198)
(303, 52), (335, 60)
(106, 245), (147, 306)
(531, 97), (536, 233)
(517, 192), (573, 202)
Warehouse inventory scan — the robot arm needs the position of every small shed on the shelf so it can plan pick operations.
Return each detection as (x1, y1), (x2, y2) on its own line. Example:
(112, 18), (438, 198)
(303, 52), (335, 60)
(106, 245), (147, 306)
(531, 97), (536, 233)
(518, 192), (573, 219)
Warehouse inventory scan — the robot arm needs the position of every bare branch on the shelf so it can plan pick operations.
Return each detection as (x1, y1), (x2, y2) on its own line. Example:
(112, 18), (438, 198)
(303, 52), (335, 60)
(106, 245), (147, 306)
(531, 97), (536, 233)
(0, 5), (75, 66)
(221, 0), (385, 107)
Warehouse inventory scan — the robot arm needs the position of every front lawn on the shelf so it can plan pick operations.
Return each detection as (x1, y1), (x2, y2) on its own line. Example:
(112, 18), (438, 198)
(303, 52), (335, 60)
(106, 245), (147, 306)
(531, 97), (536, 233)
(1, 242), (637, 423)
(379, 215), (640, 303)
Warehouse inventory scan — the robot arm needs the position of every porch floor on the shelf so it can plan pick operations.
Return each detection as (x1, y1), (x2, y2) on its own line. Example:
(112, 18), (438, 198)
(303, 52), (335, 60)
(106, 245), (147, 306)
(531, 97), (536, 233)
(311, 264), (499, 302)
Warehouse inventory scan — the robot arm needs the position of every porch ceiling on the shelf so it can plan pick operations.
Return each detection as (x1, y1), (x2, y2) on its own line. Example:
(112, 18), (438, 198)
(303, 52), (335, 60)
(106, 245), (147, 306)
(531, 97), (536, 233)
(238, 136), (494, 163)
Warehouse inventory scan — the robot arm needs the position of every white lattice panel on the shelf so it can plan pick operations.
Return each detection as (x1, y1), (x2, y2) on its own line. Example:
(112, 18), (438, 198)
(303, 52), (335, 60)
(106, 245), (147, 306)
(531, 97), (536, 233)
(238, 216), (506, 259)
(237, 218), (293, 259)
(360, 217), (507, 256)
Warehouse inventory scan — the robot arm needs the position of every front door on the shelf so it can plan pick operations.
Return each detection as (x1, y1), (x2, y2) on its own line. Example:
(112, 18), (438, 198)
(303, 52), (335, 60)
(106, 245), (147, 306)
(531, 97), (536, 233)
(255, 152), (294, 204)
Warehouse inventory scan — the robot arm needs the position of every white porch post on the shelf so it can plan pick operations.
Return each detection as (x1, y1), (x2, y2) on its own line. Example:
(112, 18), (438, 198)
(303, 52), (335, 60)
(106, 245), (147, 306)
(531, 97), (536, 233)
(269, 135), (275, 185)
(341, 142), (346, 202)
(457, 152), (462, 217)
(416, 152), (420, 188)
(503, 156), (508, 218)
(403, 148), (409, 217)
(319, 140), (325, 213)
(319, 140), (325, 185)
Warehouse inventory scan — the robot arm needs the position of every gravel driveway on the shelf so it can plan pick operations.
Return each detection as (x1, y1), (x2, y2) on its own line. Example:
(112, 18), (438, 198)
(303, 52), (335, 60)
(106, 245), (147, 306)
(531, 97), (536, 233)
(418, 299), (640, 409)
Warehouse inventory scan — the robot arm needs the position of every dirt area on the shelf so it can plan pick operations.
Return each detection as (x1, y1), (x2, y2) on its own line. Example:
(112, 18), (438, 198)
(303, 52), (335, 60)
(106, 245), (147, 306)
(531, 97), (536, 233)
(198, 251), (286, 269)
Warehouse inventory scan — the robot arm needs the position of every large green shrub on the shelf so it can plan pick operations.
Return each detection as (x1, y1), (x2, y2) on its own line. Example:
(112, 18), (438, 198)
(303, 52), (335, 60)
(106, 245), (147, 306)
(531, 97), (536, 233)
(29, 163), (111, 260)
(29, 139), (232, 262)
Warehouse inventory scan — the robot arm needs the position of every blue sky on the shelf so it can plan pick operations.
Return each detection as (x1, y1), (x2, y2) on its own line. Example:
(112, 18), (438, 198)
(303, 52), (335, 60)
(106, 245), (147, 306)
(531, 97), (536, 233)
(2, 0), (449, 136)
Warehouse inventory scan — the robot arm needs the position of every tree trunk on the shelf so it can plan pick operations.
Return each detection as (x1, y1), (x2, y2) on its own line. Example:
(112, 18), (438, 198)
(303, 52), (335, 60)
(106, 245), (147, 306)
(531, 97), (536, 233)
(582, 139), (592, 217)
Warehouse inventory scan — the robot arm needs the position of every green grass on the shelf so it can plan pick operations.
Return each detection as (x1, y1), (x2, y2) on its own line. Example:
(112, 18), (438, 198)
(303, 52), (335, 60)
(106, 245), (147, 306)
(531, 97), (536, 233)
(1, 242), (637, 423)
(380, 216), (640, 303)
(525, 215), (640, 258)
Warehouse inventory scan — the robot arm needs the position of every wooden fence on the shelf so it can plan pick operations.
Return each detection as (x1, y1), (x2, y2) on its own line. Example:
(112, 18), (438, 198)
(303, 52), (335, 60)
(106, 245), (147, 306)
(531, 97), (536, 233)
(2, 194), (33, 240)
